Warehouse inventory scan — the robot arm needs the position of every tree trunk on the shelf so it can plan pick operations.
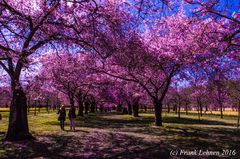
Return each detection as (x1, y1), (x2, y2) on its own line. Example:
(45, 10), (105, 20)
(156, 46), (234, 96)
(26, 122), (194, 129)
(197, 103), (201, 121)
(220, 103), (223, 119)
(46, 100), (49, 114)
(70, 97), (74, 108)
(127, 102), (132, 115)
(153, 100), (162, 126)
(95, 104), (98, 112)
(99, 105), (104, 112)
(174, 104), (177, 114)
(34, 100), (37, 116)
(205, 105), (208, 114)
(217, 83), (224, 119)
(185, 102), (188, 115)
(200, 102), (203, 117)
(85, 101), (89, 114)
(132, 102), (139, 117)
(38, 101), (41, 112)
(237, 101), (240, 128)
(90, 102), (95, 113)
(122, 107), (128, 114)
(5, 81), (33, 140)
(77, 99), (84, 116)
(167, 103), (170, 113)
(117, 104), (122, 112)
(144, 105), (147, 112)
(178, 102), (181, 118)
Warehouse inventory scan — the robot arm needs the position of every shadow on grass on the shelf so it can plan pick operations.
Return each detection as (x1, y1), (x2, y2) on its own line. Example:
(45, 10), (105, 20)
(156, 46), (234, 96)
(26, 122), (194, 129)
(82, 117), (154, 129)
(43, 113), (154, 129)
(163, 116), (234, 126)
(64, 129), (89, 133)
(0, 132), (170, 159)
(175, 111), (239, 119)
(76, 113), (234, 129)
(43, 113), (236, 137)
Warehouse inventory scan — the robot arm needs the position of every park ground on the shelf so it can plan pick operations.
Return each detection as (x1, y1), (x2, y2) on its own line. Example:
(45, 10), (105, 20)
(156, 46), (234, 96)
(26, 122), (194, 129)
(0, 109), (240, 159)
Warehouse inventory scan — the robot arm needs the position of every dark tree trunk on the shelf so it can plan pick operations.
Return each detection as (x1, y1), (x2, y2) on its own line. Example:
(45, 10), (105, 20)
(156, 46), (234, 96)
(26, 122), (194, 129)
(85, 101), (89, 114)
(117, 104), (123, 112)
(153, 100), (162, 126)
(185, 102), (188, 115)
(46, 100), (49, 113)
(5, 82), (33, 140)
(99, 105), (104, 112)
(77, 99), (84, 116)
(220, 103), (223, 119)
(38, 101), (41, 112)
(167, 103), (170, 113)
(197, 102), (201, 121)
(122, 107), (128, 114)
(200, 103), (203, 117)
(95, 104), (98, 112)
(144, 105), (147, 112)
(217, 82), (224, 119)
(127, 102), (132, 115)
(237, 101), (240, 128)
(70, 97), (74, 108)
(174, 104), (177, 114)
(90, 102), (96, 113)
(34, 100), (37, 116)
(205, 105), (208, 114)
(52, 103), (55, 110)
(132, 102), (139, 117)
(178, 102), (181, 118)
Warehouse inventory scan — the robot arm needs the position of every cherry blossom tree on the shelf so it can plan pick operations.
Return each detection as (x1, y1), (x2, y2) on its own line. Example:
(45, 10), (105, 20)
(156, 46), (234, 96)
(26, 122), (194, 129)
(98, 11), (230, 126)
(227, 79), (240, 127)
(40, 52), (96, 113)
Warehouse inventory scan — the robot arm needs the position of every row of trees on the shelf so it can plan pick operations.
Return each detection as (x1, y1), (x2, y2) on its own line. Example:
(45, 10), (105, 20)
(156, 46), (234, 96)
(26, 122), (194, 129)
(0, 0), (239, 140)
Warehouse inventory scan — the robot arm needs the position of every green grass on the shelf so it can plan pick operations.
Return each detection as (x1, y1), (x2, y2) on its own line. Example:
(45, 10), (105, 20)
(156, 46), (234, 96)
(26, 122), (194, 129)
(0, 109), (240, 158)
(0, 109), (61, 138)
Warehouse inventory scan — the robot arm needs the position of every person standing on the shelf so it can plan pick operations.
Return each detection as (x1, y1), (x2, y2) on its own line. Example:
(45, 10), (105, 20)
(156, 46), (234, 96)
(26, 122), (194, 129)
(57, 105), (66, 130)
(68, 106), (76, 131)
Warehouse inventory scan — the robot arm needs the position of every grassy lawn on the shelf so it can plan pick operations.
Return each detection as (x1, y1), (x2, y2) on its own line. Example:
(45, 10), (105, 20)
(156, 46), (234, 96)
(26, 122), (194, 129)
(0, 109), (240, 159)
